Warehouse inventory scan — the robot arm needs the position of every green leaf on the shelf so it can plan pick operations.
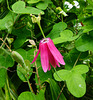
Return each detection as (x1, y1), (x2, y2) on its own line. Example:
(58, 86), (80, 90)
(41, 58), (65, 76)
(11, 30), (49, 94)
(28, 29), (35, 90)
(63, 48), (80, 70)
(66, 72), (86, 97)
(53, 30), (80, 44)
(0, 55), (6, 67)
(38, 67), (52, 83)
(72, 64), (89, 74)
(17, 60), (32, 82)
(53, 70), (70, 81)
(5, 55), (14, 68)
(0, 55), (14, 68)
(27, 0), (40, 4)
(0, 12), (16, 31)
(75, 34), (93, 52)
(18, 92), (36, 100)
(46, 79), (66, 100)
(36, 0), (52, 10)
(82, 25), (93, 33)
(47, 22), (67, 39)
(0, 68), (6, 87)
(36, 89), (45, 100)
(12, 1), (44, 15)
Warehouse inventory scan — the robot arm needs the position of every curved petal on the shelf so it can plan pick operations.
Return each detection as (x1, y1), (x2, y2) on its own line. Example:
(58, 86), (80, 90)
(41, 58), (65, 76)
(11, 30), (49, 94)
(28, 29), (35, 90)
(48, 48), (56, 68)
(48, 64), (51, 71)
(31, 49), (40, 64)
(55, 60), (60, 67)
(47, 38), (65, 65)
(40, 43), (49, 72)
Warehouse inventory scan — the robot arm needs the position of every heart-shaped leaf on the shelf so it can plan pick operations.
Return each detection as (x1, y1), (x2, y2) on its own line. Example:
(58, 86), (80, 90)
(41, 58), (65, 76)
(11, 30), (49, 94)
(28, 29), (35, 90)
(72, 64), (89, 74)
(75, 34), (93, 52)
(12, 1), (44, 15)
(53, 30), (80, 44)
(66, 72), (86, 97)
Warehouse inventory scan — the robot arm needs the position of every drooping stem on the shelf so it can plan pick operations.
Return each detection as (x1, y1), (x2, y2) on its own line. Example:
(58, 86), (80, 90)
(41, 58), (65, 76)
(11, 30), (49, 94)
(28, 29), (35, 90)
(73, 52), (81, 67)
(37, 23), (46, 38)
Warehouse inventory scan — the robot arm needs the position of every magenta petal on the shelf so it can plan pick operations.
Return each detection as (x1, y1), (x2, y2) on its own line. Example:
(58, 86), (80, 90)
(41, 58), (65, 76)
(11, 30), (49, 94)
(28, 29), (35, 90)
(47, 38), (65, 65)
(55, 60), (60, 67)
(48, 64), (51, 71)
(31, 49), (40, 64)
(40, 43), (49, 72)
(48, 48), (56, 68)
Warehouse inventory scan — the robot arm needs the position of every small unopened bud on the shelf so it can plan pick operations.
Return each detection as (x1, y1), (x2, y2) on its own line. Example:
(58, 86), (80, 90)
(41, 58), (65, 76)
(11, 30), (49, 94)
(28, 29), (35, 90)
(29, 40), (36, 46)
(56, 7), (68, 17)
(12, 51), (26, 68)
(31, 14), (41, 24)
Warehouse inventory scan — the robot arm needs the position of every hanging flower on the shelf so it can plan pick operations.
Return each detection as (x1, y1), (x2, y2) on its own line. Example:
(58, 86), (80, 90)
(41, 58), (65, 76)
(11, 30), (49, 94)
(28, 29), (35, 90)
(31, 38), (65, 72)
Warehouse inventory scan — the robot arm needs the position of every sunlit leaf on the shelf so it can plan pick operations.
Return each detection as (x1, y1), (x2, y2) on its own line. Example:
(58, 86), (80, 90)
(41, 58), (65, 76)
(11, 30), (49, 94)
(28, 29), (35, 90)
(12, 1), (44, 14)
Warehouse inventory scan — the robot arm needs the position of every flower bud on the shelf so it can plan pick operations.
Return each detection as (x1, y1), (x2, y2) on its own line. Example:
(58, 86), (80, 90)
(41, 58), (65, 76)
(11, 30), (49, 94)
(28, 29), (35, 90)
(12, 51), (26, 68)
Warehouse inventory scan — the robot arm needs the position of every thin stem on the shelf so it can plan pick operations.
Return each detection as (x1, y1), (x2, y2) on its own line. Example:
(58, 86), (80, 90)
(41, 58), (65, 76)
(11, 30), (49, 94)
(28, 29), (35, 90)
(37, 23), (46, 38)
(57, 84), (65, 100)
(54, 68), (62, 81)
(27, 78), (32, 92)
(6, 0), (13, 12)
(0, 38), (12, 52)
(1, 33), (9, 47)
(26, 78), (36, 100)
(34, 49), (42, 89)
(5, 73), (11, 100)
(73, 53), (81, 67)
(0, 88), (5, 100)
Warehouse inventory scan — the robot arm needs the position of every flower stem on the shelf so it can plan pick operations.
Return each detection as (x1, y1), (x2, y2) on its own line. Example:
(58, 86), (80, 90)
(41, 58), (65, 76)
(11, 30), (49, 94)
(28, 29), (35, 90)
(37, 23), (46, 38)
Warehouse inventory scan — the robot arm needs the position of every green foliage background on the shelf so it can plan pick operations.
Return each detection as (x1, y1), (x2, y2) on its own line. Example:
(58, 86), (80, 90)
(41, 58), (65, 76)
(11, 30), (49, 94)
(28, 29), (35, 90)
(0, 0), (93, 100)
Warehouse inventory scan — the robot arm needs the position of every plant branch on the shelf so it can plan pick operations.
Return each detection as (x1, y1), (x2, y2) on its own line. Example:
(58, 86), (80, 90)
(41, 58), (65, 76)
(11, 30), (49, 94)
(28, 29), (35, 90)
(73, 53), (81, 67)
(34, 49), (42, 90)
(1, 33), (9, 47)
(0, 38), (12, 52)
(57, 84), (65, 100)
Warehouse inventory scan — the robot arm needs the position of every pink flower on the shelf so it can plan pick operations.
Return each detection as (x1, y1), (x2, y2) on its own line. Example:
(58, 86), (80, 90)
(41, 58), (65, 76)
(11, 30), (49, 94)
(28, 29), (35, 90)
(31, 38), (65, 72)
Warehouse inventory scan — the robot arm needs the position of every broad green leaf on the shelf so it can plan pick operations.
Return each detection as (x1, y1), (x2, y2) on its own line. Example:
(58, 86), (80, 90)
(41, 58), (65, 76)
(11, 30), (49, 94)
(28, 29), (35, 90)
(0, 55), (6, 67)
(75, 34), (93, 52)
(5, 55), (14, 68)
(53, 30), (80, 44)
(47, 22), (67, 39)
(38, 67), (52, 83)
(63, 48), (80, 70)
(36, 0), (52, 10)
(36, 89), (45, 100)
(0, 55), (14, 68)
(12, 27), (31, 49)
(18, 92), (36, 100)
(66, 72), (86, 97)
(17, 60), (32, 82)
(0, 12), (16, 31)
(53, 70), (70, 81)
(0, 68), (6, 87)
(27, 0), (40, 4)
(17, 64), (27, 81)
(12, 1), (44, 15)
(82, 25), (93, 33)
(47, 79), (66, 100)
(82, 16), (93, 32)
(72, 64), (89, 74)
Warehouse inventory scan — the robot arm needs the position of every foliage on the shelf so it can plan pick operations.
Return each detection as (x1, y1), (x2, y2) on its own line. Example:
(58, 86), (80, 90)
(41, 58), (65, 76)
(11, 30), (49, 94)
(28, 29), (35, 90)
(0, 0), (93, 100)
